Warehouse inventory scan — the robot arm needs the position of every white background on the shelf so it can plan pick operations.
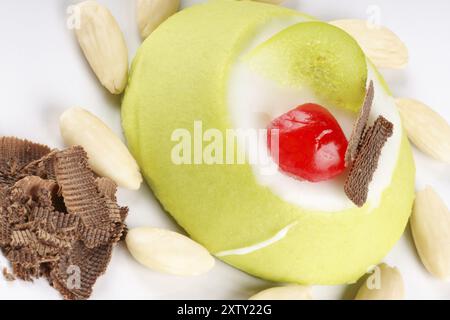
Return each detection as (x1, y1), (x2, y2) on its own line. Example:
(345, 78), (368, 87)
(0, 0), (449, 300)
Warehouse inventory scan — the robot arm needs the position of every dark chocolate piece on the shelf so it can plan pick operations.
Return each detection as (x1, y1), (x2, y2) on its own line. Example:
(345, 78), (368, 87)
(55, 147), (112, 230)
(345, 116), (394, 207)
(345, 81), (375, 166)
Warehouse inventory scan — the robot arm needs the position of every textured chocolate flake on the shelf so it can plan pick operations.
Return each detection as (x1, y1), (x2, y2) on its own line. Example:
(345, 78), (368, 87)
(7, 247), (38, 268)
(0, 137), (51, 168)
(10, 229), (37, 248)
(345, 81), (375, 166)
(0, 188), (5, 204)
(13, 176), (60, 212)
(96, 177), (118, 202)
(0, 137), (53, 189)
(96, 178), (128, 242)
(0, 138), (127, 299)
(345, 116), (394, 207)
(0, 210), (11, 247)
(31, 207), (80, 234)
(35, 243), (61, 260)
(11, 262), (39, 281)
(36, 229), (72, 249)
(21, 150), (58, 180)
(78, 226), (112, 248)
(50, 241), (113, 300)
(6, 203), (30, 226)
(115, 206), (129, 242)
(55, 147), (111, 229)
(14, 176), (58, 199)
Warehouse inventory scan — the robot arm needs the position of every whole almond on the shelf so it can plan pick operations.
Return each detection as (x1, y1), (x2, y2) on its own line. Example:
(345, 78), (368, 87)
(411, 186), (450, 279)
(396, 98), (450, 163)
(60, 107), (142, 190)
(137, 0), (180, 39)
(75, 1), (128, 94)
(330, 19), (408, 69)
(355, 263), (405, 300)
(249, 286), (313, 300)
(126, 227), (215, 276)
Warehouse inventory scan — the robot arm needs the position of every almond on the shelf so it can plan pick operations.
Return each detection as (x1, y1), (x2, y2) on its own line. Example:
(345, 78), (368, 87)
(411, 186), (450, 280)
(60, 107), (142, 190)
(249, 286), (313, 300)
(126, 227), (215, 276)
(329, 19), (408, 69)
(75, 1), (128, 94)
(137, 0), (180, 39)
(355, 263), (405, 300)
(396, 98), (450, 163)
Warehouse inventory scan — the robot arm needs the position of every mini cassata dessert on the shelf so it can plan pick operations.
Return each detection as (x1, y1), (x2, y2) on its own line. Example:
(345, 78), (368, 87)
(122, 0), (415, 284)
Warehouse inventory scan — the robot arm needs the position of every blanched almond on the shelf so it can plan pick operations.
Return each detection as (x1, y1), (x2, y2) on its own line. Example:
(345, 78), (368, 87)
(137, 0), (180, 39)
(126, 227), (215, 276)
(330, 19), (408, 69)
(249, 286), (313, 300)
(355, 263), (405, 300)
(60, 107), (142, 190)
(411, 186), (450, 279)
(396, 98), (450, 163)
(75, 1), (128, 94)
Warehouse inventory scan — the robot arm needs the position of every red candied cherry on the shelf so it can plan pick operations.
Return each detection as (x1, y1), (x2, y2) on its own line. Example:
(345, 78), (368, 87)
(267, 103), (348, 182)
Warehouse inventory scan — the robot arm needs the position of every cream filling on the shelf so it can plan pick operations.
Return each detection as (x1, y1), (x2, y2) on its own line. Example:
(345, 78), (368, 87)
(228, 21), (402, 212)
(215, 222), (297, 257)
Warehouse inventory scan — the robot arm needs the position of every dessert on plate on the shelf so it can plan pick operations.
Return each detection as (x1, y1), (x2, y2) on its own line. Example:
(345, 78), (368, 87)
(122, 0), (415, 285)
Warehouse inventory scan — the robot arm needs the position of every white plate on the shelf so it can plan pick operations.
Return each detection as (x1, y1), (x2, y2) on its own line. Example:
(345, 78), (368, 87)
(0, 0), (449, 300)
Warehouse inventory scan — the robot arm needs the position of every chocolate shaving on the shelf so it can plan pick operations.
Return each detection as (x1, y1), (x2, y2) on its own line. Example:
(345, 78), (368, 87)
(36, 229), (72, 249)
(55, 147), (111, 229)
(14, 176), (58, 198)
(50, 241), (113, 300)
(78, 226), (112, 248)
(31, 207), (80, 234)
(0, 137), (53, 189)
(120, 206), (128, 221)
(11, 263), (39, 281)
(6, 203), (30, 226)
(0, 174), (22, 190)
(343, 82), (395, 207)
(13, 176), (60, 212)
(3, 267), (16, 282)
(119, 225), (129, 241)
(0, 188), (5, 204)
(21, 150), (58, 180)
(345, 116), (394, 207)
(96, 177), (118, 202)
(115, 206), (129, 242)
(0, 137), (51, 170)
(11, 229), (37, 248)
(7, 248), (38, 268)
(35, 243), (61, 259)
(0, 138), (127, 299)
(0, 211), (11, 246)
(105, 198), (123, 224)
(345, 81), (375, 166)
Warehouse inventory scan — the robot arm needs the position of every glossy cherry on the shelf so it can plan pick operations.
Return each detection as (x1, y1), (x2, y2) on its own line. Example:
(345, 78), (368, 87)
(267, 103), (348, 182)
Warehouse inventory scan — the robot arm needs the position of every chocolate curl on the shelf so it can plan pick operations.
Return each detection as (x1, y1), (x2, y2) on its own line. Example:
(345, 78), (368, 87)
(345, 116), (394, 207)
(345, 81), (375, 166)
(50, 241), (113, 300)
(54, 147), (111, 229)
